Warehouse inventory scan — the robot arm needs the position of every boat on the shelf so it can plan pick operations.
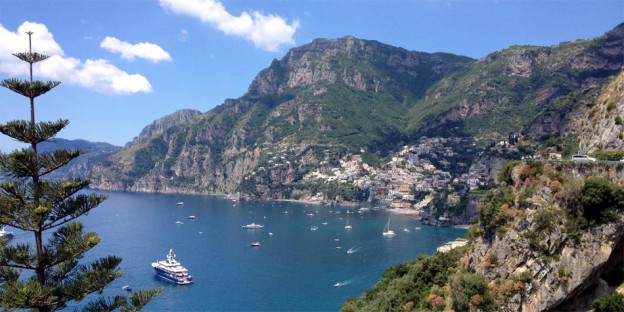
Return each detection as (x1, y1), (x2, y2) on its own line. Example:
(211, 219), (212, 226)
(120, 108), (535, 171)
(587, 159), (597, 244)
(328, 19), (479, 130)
(344, 217), (352, 229)
(242, 223), (264, 229)
(334, 282), (342, 287)
(0, 226), (14, 240)
(187, 215), (196, 219)
(322, 222), (328, 225)
(175, 221), (184, 225)
(382, 218), (395, 236)
(310, 226), (318, 231)
(151, 249), (193, 285)
(251, 242), (261, 247)
(403, 228), (411, 232)
(176, 202), (184, 206)
(122, 285), (132, 291)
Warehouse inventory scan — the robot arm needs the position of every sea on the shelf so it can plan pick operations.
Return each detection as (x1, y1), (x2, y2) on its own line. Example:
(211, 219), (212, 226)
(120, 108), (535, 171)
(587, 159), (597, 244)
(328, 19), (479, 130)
(9, 190), (466, 311)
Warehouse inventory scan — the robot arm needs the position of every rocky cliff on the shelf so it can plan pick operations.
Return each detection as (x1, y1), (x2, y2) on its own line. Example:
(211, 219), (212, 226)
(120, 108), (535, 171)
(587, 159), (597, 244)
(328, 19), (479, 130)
(341, 161), (624, 312)
(579, 69), (624, 153)
(468, 162), (624, 311)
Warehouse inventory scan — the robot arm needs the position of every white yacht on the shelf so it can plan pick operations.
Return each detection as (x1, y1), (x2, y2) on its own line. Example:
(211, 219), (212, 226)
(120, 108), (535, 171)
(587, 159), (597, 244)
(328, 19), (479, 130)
(242, 223), (264, 229)
(152, 249), (193, 285)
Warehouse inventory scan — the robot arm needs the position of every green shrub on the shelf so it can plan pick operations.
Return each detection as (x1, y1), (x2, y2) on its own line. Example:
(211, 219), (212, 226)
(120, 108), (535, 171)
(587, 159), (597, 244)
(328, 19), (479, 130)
(616, 115), (623, 125)
(477, 187), (515, 237)
(591, 150), (624, 161)
(607, 102), (617, 111)
(592, 292), (624, 312)
(450, 273), (498, 311)
(498, 160), (521, 185)
(581, 177), (623, 224)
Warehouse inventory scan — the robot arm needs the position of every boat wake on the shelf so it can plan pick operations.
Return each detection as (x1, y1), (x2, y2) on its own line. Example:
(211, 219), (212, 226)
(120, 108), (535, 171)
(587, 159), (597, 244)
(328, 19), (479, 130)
(346, 246), (361, 254)
(334, 279), (353, 287)
(346, 240), (383, 254)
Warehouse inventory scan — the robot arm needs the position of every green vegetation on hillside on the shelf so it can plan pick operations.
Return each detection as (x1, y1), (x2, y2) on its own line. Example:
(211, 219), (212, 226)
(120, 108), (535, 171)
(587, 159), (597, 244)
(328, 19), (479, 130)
(343, 160), (624, 311)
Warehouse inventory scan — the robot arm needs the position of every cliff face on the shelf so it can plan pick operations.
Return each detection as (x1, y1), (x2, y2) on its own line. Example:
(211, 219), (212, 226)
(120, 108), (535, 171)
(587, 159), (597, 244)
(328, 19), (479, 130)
(469, 162), (624, 311)
(579, 69), (624, 153)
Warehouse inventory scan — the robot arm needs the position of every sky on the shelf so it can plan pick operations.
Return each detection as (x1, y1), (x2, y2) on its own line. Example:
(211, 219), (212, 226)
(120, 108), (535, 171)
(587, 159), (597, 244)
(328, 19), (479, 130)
(0, 0), (622, 151)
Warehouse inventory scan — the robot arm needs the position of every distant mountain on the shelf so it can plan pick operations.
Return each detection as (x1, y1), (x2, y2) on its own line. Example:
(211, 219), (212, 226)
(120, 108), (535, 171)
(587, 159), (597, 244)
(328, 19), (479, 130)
(38, 138), (122, 180)
(88, 23), (624, 198)
(410, 23), (623, 145)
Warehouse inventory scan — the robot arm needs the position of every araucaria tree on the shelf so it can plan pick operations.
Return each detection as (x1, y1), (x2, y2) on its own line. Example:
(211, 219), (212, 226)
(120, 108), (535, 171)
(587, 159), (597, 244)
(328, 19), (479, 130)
(0, 32), (161, 311)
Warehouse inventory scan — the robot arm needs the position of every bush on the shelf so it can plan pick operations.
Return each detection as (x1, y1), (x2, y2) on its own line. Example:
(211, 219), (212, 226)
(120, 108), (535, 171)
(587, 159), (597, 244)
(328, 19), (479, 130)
(450, 273), (497, 311)
(592, 292), (624, 312)
(498, 160), (521, 185)
(581, 177), (623, 224)
(477, 187), (515, 237)
(591, 150), (624, 161)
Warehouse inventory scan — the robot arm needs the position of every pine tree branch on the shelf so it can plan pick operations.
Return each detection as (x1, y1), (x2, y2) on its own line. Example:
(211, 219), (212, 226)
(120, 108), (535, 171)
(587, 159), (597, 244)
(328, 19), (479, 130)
(0, 79), (60, 99)
(38, 149), (86, 177)
(44, 194), (108, 230)
(0, 119), (69, 146)
(12, 52), (50, 64)
(0, 243), (37, 270)
(43, 223), (100, 268)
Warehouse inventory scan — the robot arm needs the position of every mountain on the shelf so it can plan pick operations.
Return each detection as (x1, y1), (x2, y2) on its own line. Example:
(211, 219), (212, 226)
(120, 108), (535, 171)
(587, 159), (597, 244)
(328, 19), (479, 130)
(89, 36), (475, 194)
(89, 23), (624, 199)
(37, 138), (122, 180)
(410, 22), (623, 145)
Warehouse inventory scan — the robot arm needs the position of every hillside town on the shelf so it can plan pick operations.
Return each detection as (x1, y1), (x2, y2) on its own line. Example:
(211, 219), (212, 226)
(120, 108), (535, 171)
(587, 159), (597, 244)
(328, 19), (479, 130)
(295, 137), (489, 218)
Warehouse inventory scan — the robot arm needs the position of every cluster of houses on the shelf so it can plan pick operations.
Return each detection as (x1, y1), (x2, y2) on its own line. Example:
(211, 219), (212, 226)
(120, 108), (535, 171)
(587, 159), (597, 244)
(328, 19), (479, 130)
(302, 137), (491, 212)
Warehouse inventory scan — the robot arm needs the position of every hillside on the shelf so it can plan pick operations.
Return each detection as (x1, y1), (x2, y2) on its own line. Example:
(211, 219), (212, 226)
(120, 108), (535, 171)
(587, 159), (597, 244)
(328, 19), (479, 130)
(37, 138), (121, 180)
(342, 162), (624, 311)
(88, 23), (623, 202)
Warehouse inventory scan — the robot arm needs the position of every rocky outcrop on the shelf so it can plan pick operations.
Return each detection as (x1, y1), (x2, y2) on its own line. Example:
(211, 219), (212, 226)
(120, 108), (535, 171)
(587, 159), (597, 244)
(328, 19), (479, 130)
(468, 163), (624, 311)
(579, 69), (624, 153)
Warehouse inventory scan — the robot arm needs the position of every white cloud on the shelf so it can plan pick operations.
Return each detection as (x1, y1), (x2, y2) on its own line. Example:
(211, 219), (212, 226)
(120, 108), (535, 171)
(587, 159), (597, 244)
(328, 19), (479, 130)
(160, 0), (299, 52)
(100, 36), (172, 63)
(0, 22), (152, 94)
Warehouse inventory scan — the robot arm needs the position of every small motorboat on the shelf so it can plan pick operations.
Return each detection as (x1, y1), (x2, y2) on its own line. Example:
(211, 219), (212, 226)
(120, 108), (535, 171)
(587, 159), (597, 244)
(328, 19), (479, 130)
(176, 202), (184, 206)
(188, 215), (196, 219)
(122, 285), (131, 291)
(251, 242), (261, 247)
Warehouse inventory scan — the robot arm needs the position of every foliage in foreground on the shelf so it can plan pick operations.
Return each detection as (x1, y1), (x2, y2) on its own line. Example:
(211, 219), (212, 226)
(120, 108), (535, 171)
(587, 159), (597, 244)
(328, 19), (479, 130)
(0, 32), (161, 311)
(341, 247), (467, 312)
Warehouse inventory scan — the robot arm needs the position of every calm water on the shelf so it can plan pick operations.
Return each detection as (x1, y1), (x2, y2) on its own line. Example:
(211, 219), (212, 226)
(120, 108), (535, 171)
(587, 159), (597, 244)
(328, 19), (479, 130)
(10, 191), (465, 311)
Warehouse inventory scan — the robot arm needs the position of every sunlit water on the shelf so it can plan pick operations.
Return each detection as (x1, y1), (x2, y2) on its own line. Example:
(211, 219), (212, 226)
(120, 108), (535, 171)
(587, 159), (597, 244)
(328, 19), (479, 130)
(9, 191), (466, 311)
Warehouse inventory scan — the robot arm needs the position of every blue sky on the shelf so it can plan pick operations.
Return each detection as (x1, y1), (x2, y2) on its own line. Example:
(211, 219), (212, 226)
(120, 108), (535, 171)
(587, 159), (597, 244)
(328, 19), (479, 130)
(0, 0), (622, 151)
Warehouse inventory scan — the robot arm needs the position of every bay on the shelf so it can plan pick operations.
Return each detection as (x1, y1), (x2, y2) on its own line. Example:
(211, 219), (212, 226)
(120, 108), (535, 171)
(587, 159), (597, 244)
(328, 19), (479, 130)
(10, 191), (466, 311)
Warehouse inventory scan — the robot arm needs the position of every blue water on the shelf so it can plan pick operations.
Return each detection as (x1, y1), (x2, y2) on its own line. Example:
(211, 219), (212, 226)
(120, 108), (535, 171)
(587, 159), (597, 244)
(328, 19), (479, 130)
(9, 191), (465, 311)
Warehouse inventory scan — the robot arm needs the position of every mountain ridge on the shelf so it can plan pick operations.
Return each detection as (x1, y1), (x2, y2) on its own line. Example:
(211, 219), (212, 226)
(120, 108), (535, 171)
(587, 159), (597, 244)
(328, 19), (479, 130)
(86, 23), (623, 201)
